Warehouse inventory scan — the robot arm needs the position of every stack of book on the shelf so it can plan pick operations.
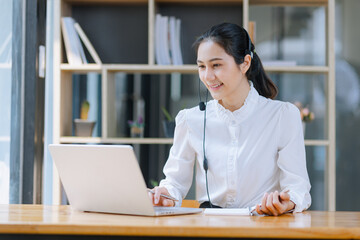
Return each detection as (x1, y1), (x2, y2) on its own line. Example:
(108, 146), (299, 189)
(61, 17), (102, 65)
(155, 14), (183, 65)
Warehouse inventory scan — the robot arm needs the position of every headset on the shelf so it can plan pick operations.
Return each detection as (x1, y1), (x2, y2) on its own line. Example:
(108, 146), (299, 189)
(198, 28), (253, 208)
(244, 29), (253, 59)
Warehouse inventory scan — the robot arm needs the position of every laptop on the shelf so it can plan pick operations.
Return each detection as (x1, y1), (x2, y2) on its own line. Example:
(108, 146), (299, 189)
(48, 144), (202, 216)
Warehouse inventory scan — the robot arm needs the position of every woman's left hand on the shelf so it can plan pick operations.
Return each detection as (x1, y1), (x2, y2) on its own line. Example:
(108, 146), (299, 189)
(255, 190), (295, 216)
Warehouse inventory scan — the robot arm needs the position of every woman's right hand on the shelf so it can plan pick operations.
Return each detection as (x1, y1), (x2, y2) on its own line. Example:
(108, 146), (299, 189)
(148, 186), (175, 207)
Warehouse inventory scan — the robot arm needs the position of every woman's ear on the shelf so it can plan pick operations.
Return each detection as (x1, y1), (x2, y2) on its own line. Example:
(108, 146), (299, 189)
(240, 54), (252, 74)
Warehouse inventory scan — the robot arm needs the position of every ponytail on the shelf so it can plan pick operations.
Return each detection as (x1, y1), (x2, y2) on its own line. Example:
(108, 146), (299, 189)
(247, 51), (278, 99)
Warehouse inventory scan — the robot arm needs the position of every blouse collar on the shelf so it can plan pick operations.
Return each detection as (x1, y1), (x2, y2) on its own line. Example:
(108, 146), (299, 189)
(214, 81), (259, 125)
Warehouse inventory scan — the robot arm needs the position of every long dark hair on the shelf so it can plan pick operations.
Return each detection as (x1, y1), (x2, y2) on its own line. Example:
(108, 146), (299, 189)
(193, 22), (278, 99)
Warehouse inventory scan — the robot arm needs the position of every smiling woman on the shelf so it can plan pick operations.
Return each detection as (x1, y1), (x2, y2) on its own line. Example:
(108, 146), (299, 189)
(148, 22), (312, 216)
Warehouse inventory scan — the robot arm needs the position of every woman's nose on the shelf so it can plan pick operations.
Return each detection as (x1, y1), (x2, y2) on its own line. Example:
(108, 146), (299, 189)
(205, 68), (215, 80)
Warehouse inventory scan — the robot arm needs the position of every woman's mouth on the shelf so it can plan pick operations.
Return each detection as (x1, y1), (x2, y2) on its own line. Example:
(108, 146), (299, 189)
(208, 83), (224, 90)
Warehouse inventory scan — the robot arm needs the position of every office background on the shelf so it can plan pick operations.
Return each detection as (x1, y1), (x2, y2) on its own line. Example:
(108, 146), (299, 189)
(0, 0), (359, 211)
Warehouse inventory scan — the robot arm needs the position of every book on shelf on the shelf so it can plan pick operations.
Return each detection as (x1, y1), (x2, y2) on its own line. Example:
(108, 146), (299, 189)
(175, 18), (183, 65)
(61, 17), (83, 65)
(74, 22), (102, 64)
(155, 14), (183, 65)
(169, 17), (177, 64)
(169, 17), (184, 65)
(161, 15), (171, 65)
(155, 14), (163, 66)
(61, 16), (102, 65)
(70, 18), (87, 64)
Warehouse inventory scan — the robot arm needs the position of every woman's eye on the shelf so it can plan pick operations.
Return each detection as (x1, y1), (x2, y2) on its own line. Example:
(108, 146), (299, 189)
(213, 64), (221, 67)
(198, 65), (205, 69)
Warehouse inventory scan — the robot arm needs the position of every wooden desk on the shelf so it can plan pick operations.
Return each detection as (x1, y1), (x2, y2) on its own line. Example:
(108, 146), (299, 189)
(0, 204), (359, 239)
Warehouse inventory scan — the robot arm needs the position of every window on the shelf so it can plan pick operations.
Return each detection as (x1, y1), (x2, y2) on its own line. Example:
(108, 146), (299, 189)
(0, 0), (12, 204)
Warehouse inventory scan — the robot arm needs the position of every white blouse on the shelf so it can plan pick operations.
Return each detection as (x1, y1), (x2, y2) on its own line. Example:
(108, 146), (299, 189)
(159, 82), (311, 212)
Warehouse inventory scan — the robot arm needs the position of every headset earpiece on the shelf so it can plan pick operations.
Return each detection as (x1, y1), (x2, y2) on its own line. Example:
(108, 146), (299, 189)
(244, 29), (253, 59)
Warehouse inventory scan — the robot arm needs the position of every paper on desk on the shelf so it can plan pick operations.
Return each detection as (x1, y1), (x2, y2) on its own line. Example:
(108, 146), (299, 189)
(204, 208), (250, 216)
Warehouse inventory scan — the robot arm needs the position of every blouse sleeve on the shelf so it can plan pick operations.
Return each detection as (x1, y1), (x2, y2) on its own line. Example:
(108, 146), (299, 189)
(277, 102), (312, 213)
(159, 109), (196, 207)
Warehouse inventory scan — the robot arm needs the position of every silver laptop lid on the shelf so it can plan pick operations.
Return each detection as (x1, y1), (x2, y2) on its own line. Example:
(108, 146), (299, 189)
(49, 144), (156, 216)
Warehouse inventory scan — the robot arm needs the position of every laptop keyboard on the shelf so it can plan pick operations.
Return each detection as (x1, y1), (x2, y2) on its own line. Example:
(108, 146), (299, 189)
(154, 206), (201, 215)
(154, 207), (179, 214)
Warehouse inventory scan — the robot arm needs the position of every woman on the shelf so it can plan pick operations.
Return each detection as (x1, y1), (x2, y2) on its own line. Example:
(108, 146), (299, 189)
(149, 23), (311, 216)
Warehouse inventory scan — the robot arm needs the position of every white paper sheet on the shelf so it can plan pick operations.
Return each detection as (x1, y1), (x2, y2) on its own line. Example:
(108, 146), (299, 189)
(204, 208), (251, 216)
